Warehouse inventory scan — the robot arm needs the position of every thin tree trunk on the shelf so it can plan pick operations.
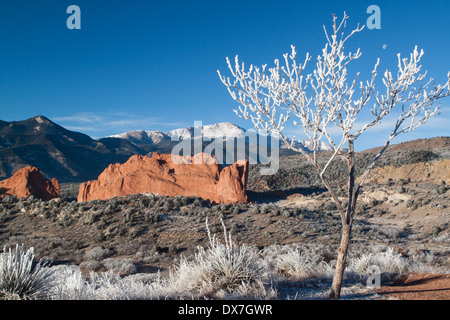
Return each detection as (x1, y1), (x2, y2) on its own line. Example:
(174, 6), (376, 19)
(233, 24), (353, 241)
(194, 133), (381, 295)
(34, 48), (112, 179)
(346, 139), (355, 224)
(329, 224), (351, 299)
(329, 139), (355, 299)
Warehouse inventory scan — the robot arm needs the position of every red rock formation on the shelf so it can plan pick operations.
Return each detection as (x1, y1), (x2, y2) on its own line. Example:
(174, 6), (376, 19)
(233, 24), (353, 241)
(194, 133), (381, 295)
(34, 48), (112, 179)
(0, 166), (60, 201)
(77, 153), (248, 204)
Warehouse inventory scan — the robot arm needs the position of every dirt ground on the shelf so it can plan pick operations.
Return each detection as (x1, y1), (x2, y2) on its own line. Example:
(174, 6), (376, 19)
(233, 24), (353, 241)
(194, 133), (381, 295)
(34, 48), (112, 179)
(376, 273), (450, 300)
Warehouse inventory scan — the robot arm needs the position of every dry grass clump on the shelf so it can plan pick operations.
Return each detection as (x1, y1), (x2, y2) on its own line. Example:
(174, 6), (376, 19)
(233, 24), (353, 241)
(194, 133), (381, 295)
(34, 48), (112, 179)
(169, 218), (274, 299)
(271, 246), (334, 281)
(79, 246), (137, 275)
(47, 266), (171, 300)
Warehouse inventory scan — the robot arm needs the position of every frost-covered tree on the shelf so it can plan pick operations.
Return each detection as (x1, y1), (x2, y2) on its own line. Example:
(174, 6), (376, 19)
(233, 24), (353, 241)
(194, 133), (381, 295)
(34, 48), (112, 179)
(218, 13), (450, 299)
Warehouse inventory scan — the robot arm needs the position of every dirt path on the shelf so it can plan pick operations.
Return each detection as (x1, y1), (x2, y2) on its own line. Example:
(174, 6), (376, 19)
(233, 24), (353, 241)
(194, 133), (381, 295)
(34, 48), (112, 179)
(376, 273), (450, 300)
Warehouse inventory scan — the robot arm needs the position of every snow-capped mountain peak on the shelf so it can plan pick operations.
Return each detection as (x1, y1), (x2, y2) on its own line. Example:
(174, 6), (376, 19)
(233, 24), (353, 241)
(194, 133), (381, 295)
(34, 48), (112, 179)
(111, 122), (246, 142)
(201, 122), (245, 139)
(108, 122), (333, 152)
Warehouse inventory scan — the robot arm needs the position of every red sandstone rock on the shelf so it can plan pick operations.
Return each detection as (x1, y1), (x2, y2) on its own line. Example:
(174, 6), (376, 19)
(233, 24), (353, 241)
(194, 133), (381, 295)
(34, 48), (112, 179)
(77, 153), (248, 204)
(0, 166), (60, 201)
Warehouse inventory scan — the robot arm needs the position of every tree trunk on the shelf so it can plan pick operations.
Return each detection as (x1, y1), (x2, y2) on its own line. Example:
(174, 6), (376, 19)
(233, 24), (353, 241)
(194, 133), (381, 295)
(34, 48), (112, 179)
(329, 139), (355, 299)
(329, 224), (352, 299)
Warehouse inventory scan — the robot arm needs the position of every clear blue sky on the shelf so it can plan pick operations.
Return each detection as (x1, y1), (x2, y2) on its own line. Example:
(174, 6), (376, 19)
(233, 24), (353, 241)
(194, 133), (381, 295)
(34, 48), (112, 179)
(0, 0), (449, 150)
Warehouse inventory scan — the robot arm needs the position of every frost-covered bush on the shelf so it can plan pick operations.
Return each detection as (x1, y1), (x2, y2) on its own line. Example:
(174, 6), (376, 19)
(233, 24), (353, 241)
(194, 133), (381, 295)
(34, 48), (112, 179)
(103, 258), (137, 276)
(0, 245), (53, 300)
(347, 247), (437, 278)
(86, 271), (171, 300)
(169, 219), (271, 298)
(273, 246), (334, 281)
(84, 246), (113, 261)
(349, 248), (408, 275)
(47, 265), (90, 300)
(47, 266), (171, 300)
(79, 260), (102, 272)
(434, 232), (450, 244)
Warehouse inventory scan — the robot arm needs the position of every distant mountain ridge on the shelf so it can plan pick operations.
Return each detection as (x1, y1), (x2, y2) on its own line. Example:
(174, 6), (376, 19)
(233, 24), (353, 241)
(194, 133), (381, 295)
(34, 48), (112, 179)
(0, 117), (334, 182)
(110, 122), (247, 143)
(0, 116), (140, 182)
(2, 116), (446, 183)
(109, 122), (334, 153)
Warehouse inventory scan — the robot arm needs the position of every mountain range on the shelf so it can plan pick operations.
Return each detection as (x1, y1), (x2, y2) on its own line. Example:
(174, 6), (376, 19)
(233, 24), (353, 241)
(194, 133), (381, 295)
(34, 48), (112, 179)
(0, 116), (143, 182)
(109, 122), (333, 154)
(0, 116), (330, 182)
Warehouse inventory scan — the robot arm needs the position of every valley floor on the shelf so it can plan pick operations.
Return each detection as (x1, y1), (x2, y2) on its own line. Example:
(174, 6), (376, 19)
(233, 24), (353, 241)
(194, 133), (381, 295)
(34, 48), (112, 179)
(1, 176), (449, 300)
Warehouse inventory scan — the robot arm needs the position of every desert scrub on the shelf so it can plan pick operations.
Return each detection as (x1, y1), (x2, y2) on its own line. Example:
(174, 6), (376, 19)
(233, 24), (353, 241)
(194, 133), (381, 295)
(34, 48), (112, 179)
(103, 258), (137, 276)
(0, 211), (7, 223)
(250, 205), (260, 214)
(144, 212), (163, 224)
(281, 207), (294, 218)
(47, 266), (172, 300)
(404, 150), (440, 165)
(191, 198), (202, 208)
(84, 246), (113, 261)
(0, 245), (53, 300)
(231, 205), (241, 214)
(2, 195), (17, 205)
(347, 247), (429, 279)
(128, 226), (145, 239)
(169, 218), (271, 298)
(437, 184), (448, 195)
(273, 246), (333, 281)
(122, 208), (136, 225)
(79, 260), (102, 272)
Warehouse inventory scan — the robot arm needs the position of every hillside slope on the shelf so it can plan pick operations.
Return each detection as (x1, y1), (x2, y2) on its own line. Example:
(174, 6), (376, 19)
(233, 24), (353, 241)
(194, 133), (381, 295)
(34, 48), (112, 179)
(0, 116), (138, 182)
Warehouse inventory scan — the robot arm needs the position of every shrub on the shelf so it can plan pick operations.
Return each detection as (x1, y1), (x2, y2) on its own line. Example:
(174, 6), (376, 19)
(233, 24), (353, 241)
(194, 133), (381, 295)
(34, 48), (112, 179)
(169, 219), (270, 297)
(260, 205), (269, 215)
(281, 207), (292, 218)
(104, 204), (115, 215)
(84, 247), (113, 261)
(79, 260), (102, 272)
(231, 206), (241, 214)
(103, 258), (137, 276)
(356, 204), (366, 216)
(437, 185), (447, 195)
(192, 199), (202, 207)
(0, 245), (53, 300)
(405, 150), (439, 164)
(274, 246), (333, 281)
(349, 247), (411, 276)
(145, 213), (162, 224)
(128, 226), (144, 239)
(47, 266), (171, 300)
(3, 196), (16, 204)
(249, 206), (259, 214)
(406, 199), (414, 208)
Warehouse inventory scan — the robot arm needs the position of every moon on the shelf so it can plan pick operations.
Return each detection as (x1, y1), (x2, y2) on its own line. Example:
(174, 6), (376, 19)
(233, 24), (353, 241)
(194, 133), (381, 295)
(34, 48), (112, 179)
(382, 44), (388, 50)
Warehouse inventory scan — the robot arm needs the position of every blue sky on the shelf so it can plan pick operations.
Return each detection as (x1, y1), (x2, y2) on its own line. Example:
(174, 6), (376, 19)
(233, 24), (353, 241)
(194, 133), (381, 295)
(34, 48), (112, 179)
(0, 0), (449, 151)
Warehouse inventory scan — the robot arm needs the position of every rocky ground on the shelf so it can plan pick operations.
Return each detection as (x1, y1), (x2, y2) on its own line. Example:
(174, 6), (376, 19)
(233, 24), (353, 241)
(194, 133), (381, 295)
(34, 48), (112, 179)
(0, 137), (449, 300)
